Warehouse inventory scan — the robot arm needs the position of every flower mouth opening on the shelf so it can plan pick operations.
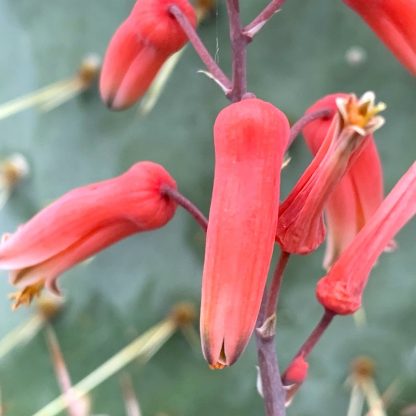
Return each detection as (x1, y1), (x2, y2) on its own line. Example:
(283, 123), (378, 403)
(209, 341), (228, 370)
(336, 91), (386, 136)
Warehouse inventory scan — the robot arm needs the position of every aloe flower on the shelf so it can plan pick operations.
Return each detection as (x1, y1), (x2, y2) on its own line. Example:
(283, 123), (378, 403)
(303, 93), (386, 269)
(200, 98), (289, 368)
(100, 0), (196, 110)
(0, 162), (177, 308)
(316, 162), (416, 315)
(276, 92), (386, 255)
(344, 0), (416, 75)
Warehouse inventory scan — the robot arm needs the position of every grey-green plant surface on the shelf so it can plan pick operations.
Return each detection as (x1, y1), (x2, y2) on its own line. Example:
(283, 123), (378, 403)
(0, 0), (415, 415)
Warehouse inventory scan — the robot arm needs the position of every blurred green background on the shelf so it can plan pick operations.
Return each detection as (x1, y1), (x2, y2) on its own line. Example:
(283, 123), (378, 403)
(0, 0), (415, 414)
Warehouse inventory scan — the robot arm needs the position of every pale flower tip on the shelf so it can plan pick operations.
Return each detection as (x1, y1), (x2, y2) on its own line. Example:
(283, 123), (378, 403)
(359, 91), (376, 105)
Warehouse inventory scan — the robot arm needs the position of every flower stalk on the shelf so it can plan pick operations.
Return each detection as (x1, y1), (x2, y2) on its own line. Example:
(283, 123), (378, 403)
(169, 4), (232, 95)
(243, 0), (286, 40)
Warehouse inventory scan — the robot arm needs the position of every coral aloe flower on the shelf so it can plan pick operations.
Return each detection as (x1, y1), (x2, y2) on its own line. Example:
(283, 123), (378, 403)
(0, 162), (177, 308)
(303, 93), (385, 269)
(344, 0), (416, 75)
(200, 98), (289, 368)
(100, 0), (197, 110)
(276, 92), (386, 255)
(317, 162), (416, 315)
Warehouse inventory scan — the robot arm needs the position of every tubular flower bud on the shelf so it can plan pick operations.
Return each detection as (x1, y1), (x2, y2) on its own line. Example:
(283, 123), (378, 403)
(343, 0), (416, 75)
(316, 162), (416, 315)
(100, 0), (197, 110)
(303, 93), (385, 269)
(276, 92), (386, 255)
(284, 356), (309, 385)
(0, 162), (177, 308)
(200, 98), (289, 368)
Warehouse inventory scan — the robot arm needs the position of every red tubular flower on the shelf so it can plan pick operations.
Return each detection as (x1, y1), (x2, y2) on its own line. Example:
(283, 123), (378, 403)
(317, 162), (416, 315)
(100, 0), (196, 110)
(0, 162), (177, 308)
(303, 93), (385, 269)
(200, 98), (289, 368)
(276, 92), (386, 255)
(343, 0), (416, 75)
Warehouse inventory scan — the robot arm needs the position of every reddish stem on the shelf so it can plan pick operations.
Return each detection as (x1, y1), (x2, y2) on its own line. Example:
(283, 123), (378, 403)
(255, 250), (291, 416)
(169, 5), (232, 95)
(244, 0), (287, 40)
(288, 108), (333, 149)
(255, 323), (287, 416)
(226, 0), (248, 101)
(282, 309), (335, 383)
(161, 186), (208, 232)
(265, 251), (290, 319)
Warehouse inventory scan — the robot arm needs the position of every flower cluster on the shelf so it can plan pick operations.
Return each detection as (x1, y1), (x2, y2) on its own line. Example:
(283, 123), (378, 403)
(1, 2), (415, 409)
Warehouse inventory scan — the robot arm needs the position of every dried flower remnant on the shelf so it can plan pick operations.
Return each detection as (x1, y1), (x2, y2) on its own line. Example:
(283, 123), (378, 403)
(276, 92), (386, 255)
(0, 162), (178, 308)
(0, 55), (100, 120)
(317, 162), (416, 315)
(343, 0), (416, 75)
(100, 0), (197, 110)
(0, 153), (29, 210)
(302, 93), (386, 269)
(200, 98), (289, 368)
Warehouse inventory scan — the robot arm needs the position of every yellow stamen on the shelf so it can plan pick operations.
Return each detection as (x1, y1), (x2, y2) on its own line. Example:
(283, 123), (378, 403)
(336, 92), (386, 135)
(209, 362), (227, 370)
(9, 281), (44, 310)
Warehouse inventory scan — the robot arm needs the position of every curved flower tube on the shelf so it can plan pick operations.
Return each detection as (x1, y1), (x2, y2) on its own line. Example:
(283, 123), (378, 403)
(276, 92), (385, 255)
(344, 0), (416, 75)
(303, 93), (385, 269)
(100, 0), (197, 110)
(316, 162), (416, 315)
(0, 162), (177, 308)
(200, 98), (289, 368)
